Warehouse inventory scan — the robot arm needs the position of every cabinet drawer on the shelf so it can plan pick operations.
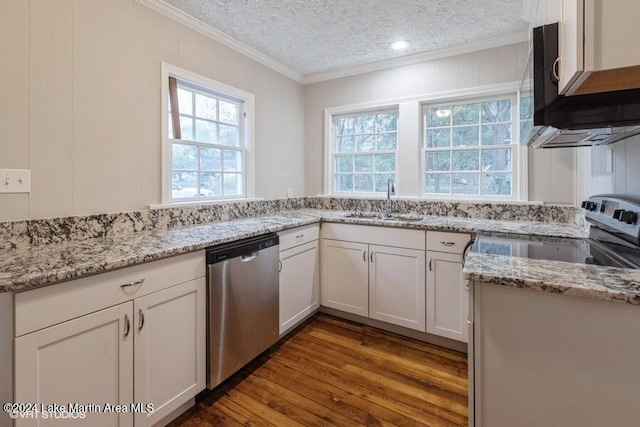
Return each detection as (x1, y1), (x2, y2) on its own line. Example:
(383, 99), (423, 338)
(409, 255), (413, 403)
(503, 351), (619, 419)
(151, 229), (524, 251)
(322, 223), (425, 250)
(427, 231), (471, 254)
(15, 250), (205, 336)
(278, 224), (319, 251)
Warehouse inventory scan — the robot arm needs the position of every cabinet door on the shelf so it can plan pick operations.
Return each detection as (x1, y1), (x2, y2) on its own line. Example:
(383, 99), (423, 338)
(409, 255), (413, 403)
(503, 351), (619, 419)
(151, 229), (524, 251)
(559, 0), (585, 94)
(320, 239), (369, 317)
(133, 278), (206, 427)
(369, 245), (426, 332)
(426, 251), (469, 342)
(279, 240), (320, 335)
(15, 303), (134, 427)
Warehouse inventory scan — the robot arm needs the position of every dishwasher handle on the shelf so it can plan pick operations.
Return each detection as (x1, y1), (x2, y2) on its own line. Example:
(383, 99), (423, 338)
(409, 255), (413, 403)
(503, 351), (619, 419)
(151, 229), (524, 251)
(207, 233), (279, 264)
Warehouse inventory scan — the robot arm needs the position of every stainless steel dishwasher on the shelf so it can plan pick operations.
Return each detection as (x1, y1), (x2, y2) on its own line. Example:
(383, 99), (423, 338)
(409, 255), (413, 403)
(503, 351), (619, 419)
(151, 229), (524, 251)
(206, 233), (279, 389)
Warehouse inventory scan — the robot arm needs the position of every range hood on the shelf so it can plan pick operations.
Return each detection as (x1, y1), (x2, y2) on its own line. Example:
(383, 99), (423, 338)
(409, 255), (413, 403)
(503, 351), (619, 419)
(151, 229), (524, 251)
(521, 23), (640, 148)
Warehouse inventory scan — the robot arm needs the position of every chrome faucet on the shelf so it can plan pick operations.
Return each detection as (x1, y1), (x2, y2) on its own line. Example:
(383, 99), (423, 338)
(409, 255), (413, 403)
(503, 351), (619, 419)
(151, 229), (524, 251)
(385, 177), (396, 217)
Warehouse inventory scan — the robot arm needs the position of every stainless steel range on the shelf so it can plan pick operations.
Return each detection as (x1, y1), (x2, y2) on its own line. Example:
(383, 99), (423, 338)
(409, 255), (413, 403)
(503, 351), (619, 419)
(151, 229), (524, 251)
(473, 195), (640, 269)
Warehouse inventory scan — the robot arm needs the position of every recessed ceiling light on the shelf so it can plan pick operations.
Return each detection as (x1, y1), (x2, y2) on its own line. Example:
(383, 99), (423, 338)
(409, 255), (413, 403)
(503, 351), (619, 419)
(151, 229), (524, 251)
(390, 40), (411, 51)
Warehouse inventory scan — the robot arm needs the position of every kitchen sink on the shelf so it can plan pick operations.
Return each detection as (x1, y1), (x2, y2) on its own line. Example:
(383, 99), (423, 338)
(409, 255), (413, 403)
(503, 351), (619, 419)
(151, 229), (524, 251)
(342, 212), (423, 222)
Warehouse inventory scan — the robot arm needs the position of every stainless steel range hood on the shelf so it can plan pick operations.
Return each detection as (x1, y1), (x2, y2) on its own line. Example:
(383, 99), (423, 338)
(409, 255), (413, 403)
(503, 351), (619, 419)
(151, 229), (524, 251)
(521, 23), (640, 149)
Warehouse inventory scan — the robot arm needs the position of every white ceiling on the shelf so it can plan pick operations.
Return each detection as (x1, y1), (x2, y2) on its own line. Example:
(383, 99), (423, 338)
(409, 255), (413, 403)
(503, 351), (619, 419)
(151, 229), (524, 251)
(161, 0), (529, 79)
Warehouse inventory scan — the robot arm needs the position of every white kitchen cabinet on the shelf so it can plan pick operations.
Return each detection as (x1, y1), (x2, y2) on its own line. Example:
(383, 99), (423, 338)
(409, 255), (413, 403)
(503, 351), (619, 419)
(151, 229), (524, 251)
(278, 225), (320, 335)
(134, 278), (206, 427)
(426, 231), (471, 343)
(369, 245), (425, 331)
(320, 239), (369, 317)
(321, 223), (426, 331)
(15, 303), (134, 427)
(558, 0), (640, 95)
(13, 252), (206, 427)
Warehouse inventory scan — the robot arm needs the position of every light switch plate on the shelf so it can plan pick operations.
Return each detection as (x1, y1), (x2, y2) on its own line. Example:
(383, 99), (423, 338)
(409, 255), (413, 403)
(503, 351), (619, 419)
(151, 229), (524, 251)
(0, 169), (31, 193)
(287, 188), (293, 198)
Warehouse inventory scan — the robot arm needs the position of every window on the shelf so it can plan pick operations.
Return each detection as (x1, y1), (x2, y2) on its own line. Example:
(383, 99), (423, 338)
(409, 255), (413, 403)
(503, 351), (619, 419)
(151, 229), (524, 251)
(331, 110), (398, 194)
(423, 96), (517, 198)
(162, 64), (254, 203)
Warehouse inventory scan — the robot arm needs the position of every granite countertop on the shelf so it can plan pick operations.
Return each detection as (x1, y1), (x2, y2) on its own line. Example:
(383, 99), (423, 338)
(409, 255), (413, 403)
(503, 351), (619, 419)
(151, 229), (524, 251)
(0, 208), (588, 294)
(463, 251), (640, 305)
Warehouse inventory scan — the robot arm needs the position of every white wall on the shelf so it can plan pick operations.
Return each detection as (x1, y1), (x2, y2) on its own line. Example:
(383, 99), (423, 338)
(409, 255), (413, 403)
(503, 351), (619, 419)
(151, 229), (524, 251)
(303, 42), (577, 204)
(579, 135), (640, 200)
(0, 0), (305, 221)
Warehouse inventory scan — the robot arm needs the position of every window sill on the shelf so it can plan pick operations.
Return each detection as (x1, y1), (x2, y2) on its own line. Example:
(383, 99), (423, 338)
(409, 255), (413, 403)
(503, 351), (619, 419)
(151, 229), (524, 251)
(317, 194), (555, 206)
(149, 197), (264, 210)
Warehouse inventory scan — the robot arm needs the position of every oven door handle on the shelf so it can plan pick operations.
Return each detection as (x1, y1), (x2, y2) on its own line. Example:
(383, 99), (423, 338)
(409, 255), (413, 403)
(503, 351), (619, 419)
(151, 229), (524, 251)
(461, 238), (475, 267)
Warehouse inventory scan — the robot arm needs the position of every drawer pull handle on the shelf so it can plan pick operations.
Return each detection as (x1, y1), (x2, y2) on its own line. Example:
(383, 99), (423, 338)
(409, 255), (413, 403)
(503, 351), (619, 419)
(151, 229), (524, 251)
(124, 314), (131, 338)
(370, 252), (374, 263)
(138, 309), (145, 332)
(440, 241), (455, 246)
(363, 251), (367, 262)
(296, 234), (304, 242)
(428, 258), (433, 271)
(121, 278), (145, 289)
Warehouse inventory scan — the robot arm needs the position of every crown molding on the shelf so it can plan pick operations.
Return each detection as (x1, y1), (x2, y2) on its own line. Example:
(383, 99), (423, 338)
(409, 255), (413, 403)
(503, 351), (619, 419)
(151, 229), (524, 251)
(301, 31), (529, 84)
(134, 0), (305, 83)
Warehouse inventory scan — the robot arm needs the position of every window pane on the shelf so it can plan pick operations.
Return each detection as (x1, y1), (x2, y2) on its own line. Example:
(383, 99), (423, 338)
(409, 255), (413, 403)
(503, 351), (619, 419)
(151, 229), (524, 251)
(177, 88), (193, 116)
(375, 154), (395, 172)
(355, 115), (375, 133)
(219, 101), (238, 124)
(520, 96), (533, 120)
(481, 124), (512, 145)
(520, 120), (533, 144)
(336, 156), (353, 173)
(376, 113), (398, 132)
(375, 173), (394, 192)
(354, 155), (374, 172)
(452, 173), (479, 195)
(376, 133), (397, 151)
(481, 100), (511, 123)
(223, 150), (242, 172)
(337, 117), (355, 135)
(426, 173), (451, 194)
(452, 150), (479, 171)
(172, 171), (198, 199)
(354, 174), (374, 192)
(335, 174), (353, 192)
(452, 126), (479, 147)
(223, 173), (242, 196)
(425, 151), (451, 172)
(452, 104), (479, 125)
(219, 124), (238, 146)
(195, 119), (216, 143)
(482, 172), (512, 196)
(425, 128), (450, 148)
(195, 94), (216, 120)
(356, 134), (375, 152)
(200, 147), (222, 171)
(200, 172), (222, 196)
(426, 107), (451, 127)
(172, 144), (198, 170)
(337, 136), (355, 152)
(179, 116), (194, 141)
(482, 149), (512, 171)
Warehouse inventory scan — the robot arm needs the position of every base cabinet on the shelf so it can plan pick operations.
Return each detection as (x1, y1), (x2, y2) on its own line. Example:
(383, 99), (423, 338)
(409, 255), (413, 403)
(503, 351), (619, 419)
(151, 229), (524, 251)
(15, 304), (135, 427)
(279, 240), (320, 335)
(320, 239), (369, 317)
(13, 252), (206, 427)
(369, 245), (425, 331)
(426, 251), (468, 342)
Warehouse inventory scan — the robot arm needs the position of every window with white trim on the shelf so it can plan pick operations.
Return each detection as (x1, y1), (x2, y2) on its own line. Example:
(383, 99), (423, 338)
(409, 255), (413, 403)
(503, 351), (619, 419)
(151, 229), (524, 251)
(422, 95), (517, 198)
(163, 64), (253, 203)
(331, 110), (398, 194)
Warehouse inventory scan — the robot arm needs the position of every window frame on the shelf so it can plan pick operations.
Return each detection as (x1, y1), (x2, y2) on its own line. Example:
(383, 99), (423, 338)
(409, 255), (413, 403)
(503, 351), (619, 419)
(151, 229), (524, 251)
(161, 62), (255, 205)
(421, 94), (522, 201)
(325, 105), (400, 197)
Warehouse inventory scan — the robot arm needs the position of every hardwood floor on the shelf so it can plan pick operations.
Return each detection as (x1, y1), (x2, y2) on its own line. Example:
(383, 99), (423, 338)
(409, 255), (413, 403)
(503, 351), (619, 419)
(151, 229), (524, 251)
(170, 314), (468, 427)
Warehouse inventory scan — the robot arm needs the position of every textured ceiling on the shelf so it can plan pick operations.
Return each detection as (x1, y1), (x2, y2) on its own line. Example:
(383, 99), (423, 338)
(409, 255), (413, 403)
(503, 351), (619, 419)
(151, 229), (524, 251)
(163, 0), (528, 77)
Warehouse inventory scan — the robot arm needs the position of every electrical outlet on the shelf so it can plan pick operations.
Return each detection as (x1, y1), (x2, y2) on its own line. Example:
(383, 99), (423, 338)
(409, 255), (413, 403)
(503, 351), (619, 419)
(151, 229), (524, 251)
(287, 188), (293, 198)
(0, 169), (31, 194)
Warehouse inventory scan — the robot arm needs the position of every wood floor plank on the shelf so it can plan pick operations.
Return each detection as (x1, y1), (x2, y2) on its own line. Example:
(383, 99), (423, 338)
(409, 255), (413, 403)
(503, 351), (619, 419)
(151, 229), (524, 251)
(170, 314), (468, 427)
